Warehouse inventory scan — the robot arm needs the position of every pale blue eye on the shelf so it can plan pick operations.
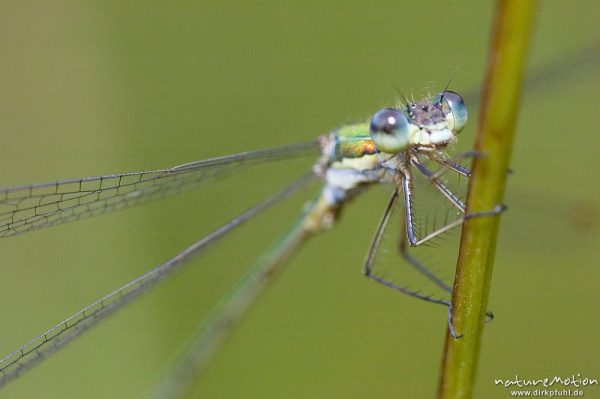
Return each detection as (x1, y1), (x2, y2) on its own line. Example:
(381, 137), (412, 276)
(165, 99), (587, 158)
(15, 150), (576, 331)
(438, 91), (468, 133)
(369, 108), (410, 153)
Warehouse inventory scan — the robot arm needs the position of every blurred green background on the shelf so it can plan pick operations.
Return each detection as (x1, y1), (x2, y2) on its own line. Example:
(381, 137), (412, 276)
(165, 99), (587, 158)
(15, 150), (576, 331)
(1, 2), (598, 398)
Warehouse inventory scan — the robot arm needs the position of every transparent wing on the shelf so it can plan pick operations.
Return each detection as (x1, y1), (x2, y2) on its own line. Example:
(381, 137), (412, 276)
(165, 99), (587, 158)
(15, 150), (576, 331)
(0, 172), (315, 387)
(364, 190), (455, 305)
(409, 153), (470, 245)
(150, 204), (315, 399)
(0, 140), (319, 238)
(461, 41), (600, 106)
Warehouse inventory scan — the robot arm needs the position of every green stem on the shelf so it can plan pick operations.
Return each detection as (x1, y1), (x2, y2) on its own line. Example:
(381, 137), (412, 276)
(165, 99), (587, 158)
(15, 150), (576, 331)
(437, 1), (537, 398)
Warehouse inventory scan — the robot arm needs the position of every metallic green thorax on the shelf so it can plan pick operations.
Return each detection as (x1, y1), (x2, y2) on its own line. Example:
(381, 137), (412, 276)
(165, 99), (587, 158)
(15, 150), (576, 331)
(304, 122), (392, 233)
(330, 122), (377, 160)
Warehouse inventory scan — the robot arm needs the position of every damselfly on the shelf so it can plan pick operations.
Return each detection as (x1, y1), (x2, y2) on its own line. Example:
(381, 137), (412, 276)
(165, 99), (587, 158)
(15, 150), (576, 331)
(0, 89), (505, 394)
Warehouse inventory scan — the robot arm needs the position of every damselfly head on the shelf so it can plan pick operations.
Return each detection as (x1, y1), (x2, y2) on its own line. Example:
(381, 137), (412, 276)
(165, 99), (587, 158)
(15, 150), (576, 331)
(369, 91), (468, 154)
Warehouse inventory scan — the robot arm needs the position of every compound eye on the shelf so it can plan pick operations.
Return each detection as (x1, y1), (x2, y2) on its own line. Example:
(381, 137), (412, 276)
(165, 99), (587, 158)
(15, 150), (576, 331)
(369, 108), (410, 153)
(439, 91), (468, 133)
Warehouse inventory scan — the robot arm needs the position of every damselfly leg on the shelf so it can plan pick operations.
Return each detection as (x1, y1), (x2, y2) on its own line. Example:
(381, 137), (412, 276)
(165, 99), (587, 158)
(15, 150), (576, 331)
(364, 148), (504, 338)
